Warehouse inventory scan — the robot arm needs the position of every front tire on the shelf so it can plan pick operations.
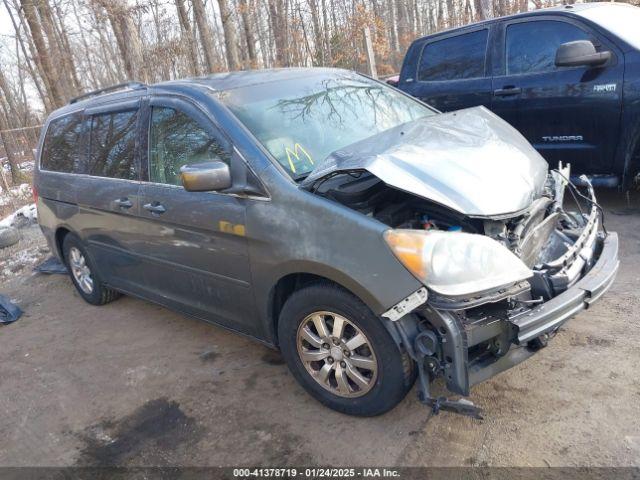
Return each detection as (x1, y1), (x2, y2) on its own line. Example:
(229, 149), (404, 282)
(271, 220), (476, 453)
(278, 283), (415, 416)
(62, 234), (121, 306)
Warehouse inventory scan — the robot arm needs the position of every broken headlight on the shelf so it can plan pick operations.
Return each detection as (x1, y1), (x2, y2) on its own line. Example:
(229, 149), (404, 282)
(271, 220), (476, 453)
(384, 229), (532, 297)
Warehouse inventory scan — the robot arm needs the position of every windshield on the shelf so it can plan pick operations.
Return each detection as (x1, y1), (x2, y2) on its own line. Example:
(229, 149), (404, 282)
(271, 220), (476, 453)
(218, 71), (435, 179)
(578, 4), (640, 50)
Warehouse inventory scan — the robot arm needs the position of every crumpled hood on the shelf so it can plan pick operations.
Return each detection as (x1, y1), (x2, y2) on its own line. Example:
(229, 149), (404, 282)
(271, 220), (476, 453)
(303, 106), (548, 217)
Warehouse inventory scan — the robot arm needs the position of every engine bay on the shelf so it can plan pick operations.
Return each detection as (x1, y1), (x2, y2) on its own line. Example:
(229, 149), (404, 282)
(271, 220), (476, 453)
(311, 167), (602, 304)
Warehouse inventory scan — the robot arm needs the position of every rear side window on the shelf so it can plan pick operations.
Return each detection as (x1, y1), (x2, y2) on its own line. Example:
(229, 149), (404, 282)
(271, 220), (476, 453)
(40, 113), (84, 173)
(418, 29), (488, 81)
(149, 106), (231, 186)
(88, 110), (138, 180)
(506, 21), (589, 75)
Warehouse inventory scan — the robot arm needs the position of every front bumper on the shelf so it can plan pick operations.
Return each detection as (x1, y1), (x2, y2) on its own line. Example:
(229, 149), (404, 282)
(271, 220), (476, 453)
(468, 231), (619, 389)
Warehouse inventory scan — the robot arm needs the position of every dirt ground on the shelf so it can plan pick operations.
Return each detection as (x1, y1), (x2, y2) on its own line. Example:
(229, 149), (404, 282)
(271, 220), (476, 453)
(0, 189), (638, 467)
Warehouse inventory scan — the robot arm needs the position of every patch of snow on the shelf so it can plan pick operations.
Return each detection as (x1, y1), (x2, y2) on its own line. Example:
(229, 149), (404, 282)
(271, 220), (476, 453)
(0, 203), (37, 227)
(0, 183), (32, 207)
(0, 245), (42, 278)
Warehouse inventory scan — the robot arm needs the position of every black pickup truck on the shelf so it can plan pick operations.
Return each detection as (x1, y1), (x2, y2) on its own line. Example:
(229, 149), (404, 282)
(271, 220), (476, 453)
(396, 2), (640, 189)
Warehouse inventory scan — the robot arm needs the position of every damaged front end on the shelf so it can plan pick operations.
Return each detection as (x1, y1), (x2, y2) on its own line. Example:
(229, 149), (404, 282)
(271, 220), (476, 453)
(383, 166), (619, 418)
(308, 160), (618, 418)
(303, 108), (619, 417)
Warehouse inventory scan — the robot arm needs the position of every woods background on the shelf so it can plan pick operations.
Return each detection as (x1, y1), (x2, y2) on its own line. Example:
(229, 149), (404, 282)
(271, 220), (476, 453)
(0, 0), (639, 190)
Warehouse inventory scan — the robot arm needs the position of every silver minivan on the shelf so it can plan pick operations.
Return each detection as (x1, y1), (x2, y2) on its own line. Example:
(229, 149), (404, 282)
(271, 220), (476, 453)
(34, 68), (619, 417)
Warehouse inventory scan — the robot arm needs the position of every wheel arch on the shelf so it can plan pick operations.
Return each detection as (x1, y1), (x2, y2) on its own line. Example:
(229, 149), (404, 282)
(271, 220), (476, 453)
(54, 226), (72, 260)
(266, 267), (387, 347)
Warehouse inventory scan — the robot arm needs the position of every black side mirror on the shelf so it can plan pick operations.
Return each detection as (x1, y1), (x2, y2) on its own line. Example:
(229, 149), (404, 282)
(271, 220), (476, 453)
(180, 161), (232, 192)
(555, 40), (611, 68)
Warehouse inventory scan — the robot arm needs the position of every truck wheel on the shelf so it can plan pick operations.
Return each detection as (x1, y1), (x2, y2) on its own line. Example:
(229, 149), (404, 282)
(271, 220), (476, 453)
(278, 283), (415, 416)
(62, 234), (120, 306)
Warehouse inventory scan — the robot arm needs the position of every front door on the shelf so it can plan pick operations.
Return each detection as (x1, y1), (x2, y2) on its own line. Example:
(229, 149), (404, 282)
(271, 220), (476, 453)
(491, 17), (624, 174)
(134, 97), (256, 334)
(401, 28), (493, 112)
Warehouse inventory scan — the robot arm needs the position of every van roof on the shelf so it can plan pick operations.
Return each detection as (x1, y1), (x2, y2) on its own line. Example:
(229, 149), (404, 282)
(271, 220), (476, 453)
(49, 67), (348, 118)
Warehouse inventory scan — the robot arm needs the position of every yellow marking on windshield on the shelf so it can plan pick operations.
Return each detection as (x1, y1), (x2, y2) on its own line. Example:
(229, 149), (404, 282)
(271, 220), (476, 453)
(285, 143), (314, 173)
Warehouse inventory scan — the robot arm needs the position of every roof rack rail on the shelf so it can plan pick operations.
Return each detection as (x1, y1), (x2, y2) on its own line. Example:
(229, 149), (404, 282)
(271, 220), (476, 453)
(68, 81), (147, 104)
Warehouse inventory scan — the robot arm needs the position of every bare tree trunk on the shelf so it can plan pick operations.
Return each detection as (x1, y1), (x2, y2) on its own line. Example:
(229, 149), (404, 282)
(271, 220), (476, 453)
(3, 0), (49, 110)
(175, 0), (202, 75)
(35, 0), (72, 97)
(320, 0), (332, 64)
(474, 0), (493, 20)
(238, 0), (257, 67)
(99, 0), (146, 82)
(218, 0), (241, 70)
(257, 0), (272, 67)
(0, 66), (21, 120)
(51, 2), (81, 92)
(268, 0), (287, 66)
(71, 0), (99, 88)
(192, 0), (217, 72)
(19, 0), (64, 108)
(307, 0), (323, 65)
(396, 0), (410, 50)
(0, 105), (21, 184)
(387, 0), (398, 51)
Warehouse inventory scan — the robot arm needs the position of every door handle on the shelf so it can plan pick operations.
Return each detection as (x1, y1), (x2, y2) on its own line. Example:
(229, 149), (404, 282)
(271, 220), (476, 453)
(494, 86), (522, 96)
(114, 198), (133, 209)
(143, 202), (166, 215)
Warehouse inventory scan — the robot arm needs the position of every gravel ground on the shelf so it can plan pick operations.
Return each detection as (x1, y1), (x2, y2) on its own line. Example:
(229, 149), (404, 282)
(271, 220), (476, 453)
(0, 189), (638, 467)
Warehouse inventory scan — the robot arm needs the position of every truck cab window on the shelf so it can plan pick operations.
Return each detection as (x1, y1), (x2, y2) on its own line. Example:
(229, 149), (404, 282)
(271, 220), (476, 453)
(418, 29), (488, 81)
(506, 21), (589, 75)
(149, 106), (230, 186)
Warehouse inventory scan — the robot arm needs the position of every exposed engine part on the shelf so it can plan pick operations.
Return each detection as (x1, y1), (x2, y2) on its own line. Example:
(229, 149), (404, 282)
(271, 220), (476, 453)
(319, 165), (602, 322)
(315, 171), (482, 232)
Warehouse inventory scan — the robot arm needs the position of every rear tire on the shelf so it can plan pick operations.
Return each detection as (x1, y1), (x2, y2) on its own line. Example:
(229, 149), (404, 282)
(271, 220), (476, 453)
(278, 283), (416, 416)
(62, 234), (121, 306)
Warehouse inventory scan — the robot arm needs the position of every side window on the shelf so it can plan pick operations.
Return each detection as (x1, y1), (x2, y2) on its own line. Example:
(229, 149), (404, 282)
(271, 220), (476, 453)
(41, 113), (85, 173)
(506, 21), (589, 75)
(149, 106), (231, 186)
(418, 29), (488, 81)
(88, 110), (138, 180)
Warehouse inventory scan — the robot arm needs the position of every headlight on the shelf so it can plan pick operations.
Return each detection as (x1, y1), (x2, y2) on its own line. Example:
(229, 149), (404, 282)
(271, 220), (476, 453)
(384, 229), (532, 297)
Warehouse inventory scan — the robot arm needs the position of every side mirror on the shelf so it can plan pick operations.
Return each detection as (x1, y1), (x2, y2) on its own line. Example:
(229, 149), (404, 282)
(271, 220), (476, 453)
(180, 161), (232, 192)
(555, 40), (611, 68)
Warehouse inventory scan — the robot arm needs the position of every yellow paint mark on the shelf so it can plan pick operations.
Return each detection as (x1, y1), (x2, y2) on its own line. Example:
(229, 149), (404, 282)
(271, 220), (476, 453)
(232, 224), (246, 236)
(219, 220), (246, 237)
(285, 143), (314, 173)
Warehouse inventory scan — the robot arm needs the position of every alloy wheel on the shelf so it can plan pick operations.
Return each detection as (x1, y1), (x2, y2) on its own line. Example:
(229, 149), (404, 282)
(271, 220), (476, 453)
(69, 247), (94, 294)
(296, 311), (378, 398)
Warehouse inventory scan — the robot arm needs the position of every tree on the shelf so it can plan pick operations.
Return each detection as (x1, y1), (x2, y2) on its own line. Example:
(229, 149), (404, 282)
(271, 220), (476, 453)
(192, 0), (217, 72)
(19, 0), (64, 107)
(175, 0), (202, 75)
(97, 0), (146, 81)
(218, 0), (241, 70)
